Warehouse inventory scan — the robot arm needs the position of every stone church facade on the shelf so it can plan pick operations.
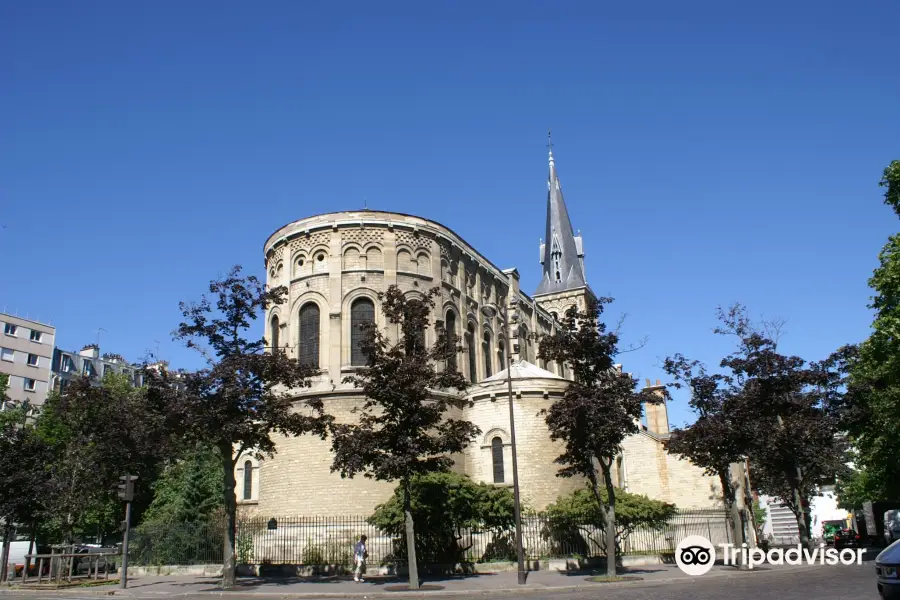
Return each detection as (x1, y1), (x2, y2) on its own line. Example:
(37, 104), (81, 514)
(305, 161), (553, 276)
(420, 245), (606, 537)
(236, 149), (722, 516)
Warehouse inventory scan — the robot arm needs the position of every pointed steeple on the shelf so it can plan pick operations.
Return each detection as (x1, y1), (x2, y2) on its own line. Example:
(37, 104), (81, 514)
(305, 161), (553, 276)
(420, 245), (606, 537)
(535, 133), (589, 296)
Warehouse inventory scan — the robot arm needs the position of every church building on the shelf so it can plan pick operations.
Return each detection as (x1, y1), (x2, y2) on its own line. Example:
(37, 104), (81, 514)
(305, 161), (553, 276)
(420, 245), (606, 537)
(238, 146), (722, 516)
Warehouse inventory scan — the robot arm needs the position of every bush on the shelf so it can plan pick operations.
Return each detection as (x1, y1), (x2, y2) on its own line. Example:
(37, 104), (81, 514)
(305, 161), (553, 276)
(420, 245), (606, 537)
(369, 472), (517, 566)
(129, 518), (225, 566)
(302, 537), (352, 565)
(544, 486), (677, 555)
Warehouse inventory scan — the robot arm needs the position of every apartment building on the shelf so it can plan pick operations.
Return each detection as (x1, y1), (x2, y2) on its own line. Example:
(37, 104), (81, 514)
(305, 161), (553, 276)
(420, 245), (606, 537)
(52, 344), (143, 391)
(0, 313), (56, 408)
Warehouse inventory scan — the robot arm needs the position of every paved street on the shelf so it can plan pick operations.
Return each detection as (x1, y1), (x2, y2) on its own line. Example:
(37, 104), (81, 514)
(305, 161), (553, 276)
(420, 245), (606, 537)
(511, 563), (877, 600)
(0, 561), (880, 600)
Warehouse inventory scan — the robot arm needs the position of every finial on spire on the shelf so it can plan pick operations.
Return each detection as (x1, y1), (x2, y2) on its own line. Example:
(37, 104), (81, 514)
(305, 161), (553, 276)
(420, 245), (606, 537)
(547, 128), (555, 165)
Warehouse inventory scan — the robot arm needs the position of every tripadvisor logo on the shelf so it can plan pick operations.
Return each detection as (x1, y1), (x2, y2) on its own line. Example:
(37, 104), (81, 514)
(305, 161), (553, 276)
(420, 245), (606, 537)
(675, 535), (866, 575)
(675, 535), (716, 576)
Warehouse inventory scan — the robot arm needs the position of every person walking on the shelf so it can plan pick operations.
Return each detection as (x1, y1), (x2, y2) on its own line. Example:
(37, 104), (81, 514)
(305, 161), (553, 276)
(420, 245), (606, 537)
(353, 535), (368, 582)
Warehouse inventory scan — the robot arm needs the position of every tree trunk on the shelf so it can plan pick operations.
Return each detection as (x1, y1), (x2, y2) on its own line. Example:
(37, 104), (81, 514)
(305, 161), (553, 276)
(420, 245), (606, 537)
(601, 465), (617, 577)
(720, 468), (746, 569)
(402, 479), (419, 589)
(220, 444), (238, 589)
(785, 472), (811, 550)
(0, 522), (11, 583)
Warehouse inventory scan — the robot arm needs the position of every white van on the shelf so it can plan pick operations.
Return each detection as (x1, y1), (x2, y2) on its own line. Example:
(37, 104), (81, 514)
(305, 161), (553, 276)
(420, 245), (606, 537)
(886, 510), (900, 545)
(6, 541), (35, 578)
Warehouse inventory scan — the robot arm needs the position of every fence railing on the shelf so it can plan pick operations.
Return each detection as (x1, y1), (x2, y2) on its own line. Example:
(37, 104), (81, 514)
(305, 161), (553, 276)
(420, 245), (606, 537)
(128, 509), (731, 567)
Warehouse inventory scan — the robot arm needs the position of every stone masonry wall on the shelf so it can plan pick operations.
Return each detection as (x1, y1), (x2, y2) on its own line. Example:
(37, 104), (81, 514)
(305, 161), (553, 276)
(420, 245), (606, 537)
(620, 431), (723, 509)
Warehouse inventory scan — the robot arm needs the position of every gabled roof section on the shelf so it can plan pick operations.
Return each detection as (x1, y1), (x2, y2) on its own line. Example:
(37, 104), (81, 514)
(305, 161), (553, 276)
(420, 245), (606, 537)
(535, 146), (590, 296)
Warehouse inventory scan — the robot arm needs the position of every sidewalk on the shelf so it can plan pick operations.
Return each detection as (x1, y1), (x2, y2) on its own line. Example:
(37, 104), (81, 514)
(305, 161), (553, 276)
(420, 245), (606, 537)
(0, 563), (829, 598)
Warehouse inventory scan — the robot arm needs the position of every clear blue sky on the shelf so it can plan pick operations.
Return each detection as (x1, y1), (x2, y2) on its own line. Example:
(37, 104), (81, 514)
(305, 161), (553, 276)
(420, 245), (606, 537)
(2, 1), (897, 427)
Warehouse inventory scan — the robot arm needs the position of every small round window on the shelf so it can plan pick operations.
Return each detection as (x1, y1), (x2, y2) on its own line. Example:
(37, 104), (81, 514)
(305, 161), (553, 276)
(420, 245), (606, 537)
(317, 253), (325, 262)
(298, 258), (305, 266)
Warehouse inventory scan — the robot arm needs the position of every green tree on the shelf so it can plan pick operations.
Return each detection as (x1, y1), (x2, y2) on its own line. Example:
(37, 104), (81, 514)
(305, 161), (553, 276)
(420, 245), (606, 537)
(837, 160), (900, 502)
(714, 306), (849, 550)
(33, 372), (168, 543)
(662, 355), (750, 554)
(538, 299), (662, 577)
(544, 486), (676, 556)
(146, 266), (327, 588)
(327, 286), (477, 588)
(752, 500), (767, 542)
(141, 444), (224, 524)
(0, 392), (52, 581)
(369, 472), (516, 565)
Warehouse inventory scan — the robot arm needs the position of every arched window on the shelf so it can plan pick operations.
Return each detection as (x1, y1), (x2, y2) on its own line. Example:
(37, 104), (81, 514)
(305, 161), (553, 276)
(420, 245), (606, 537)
(350, 298), (375, 366)
(491, 437), (505, 483)
(498, 339), (507, 370)
(445, 311), (457, 370)
(406, 299), (426, 355)
(518, 326), (528, 362)
(270, 315), (280, 351)
(482, 331), (492, 378)
(243, 460), (253, 500)
(467, 323), (477, 383)
(299, 303), (320, 367)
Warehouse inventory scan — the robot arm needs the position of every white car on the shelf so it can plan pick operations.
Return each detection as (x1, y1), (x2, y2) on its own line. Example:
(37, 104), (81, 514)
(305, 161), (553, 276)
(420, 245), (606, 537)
(876, 538), (900, 600)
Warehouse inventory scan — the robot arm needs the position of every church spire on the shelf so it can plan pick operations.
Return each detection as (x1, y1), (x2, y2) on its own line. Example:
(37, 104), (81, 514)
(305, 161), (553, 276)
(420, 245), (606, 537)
(535, 134), (589, 297)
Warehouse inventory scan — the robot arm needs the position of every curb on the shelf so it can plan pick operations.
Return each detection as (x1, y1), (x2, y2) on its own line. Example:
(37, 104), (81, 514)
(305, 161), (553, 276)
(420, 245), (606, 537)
(0, 564), (835, 598)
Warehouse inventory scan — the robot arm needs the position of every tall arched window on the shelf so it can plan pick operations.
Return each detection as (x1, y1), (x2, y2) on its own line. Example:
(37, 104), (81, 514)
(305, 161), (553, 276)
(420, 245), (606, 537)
(445, 311), (457, 370)
(350, 298), (375, 366)
(482, 331), (492, 378)
(491, 437), (505, 483)
(298, 303), (320, 367)
(467, 323), (477, 383)
(406, 299), (426, 355)
(498, 339), (507, 370)
(243, 460), (253, 500)
(270, 315), (280, 351)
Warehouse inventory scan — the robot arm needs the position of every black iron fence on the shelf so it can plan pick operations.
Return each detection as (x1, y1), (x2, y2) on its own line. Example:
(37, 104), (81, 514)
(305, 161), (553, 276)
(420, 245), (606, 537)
(128, 509), (730, 566)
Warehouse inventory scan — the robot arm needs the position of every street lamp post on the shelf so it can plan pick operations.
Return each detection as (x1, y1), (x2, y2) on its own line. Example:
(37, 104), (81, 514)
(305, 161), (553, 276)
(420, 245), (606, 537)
(483, 302), (527, 585)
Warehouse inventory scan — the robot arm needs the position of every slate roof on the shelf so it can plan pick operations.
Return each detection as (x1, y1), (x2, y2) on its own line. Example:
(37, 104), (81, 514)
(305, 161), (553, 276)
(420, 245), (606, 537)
(535, 149), (591, 296)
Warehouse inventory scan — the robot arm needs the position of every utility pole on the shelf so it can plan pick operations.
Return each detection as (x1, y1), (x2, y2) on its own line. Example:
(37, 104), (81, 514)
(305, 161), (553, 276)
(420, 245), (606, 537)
(117, 475), (137, 589)
(491, 301), (527, 585)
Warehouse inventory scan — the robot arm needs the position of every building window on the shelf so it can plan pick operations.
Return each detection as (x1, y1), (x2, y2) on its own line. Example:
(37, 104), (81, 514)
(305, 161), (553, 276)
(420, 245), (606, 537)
(405, 299), (426, 355)
(61, 355), (74, 372)
(27, 353), (38, 367)
(498, 340), (506, 370)
(518, 326), (528, 362)
(298, 303), (320, 368)
(350, 298), (375, 366)
(1, 348), (13, 362)
(445, 311), (457, 370)
(83, 361), (95, 377)
(30, 330), (42, 343)
(4, 323), (16, 336)
(491, 437), (505, 483)
(482, 332), (492, 378)
(243, 460), (253, 500)
(270, 315), (280, 350)
(103, 364), (112, 377)
(24, 378), (36, 392)
(467, 323), (477, 383)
